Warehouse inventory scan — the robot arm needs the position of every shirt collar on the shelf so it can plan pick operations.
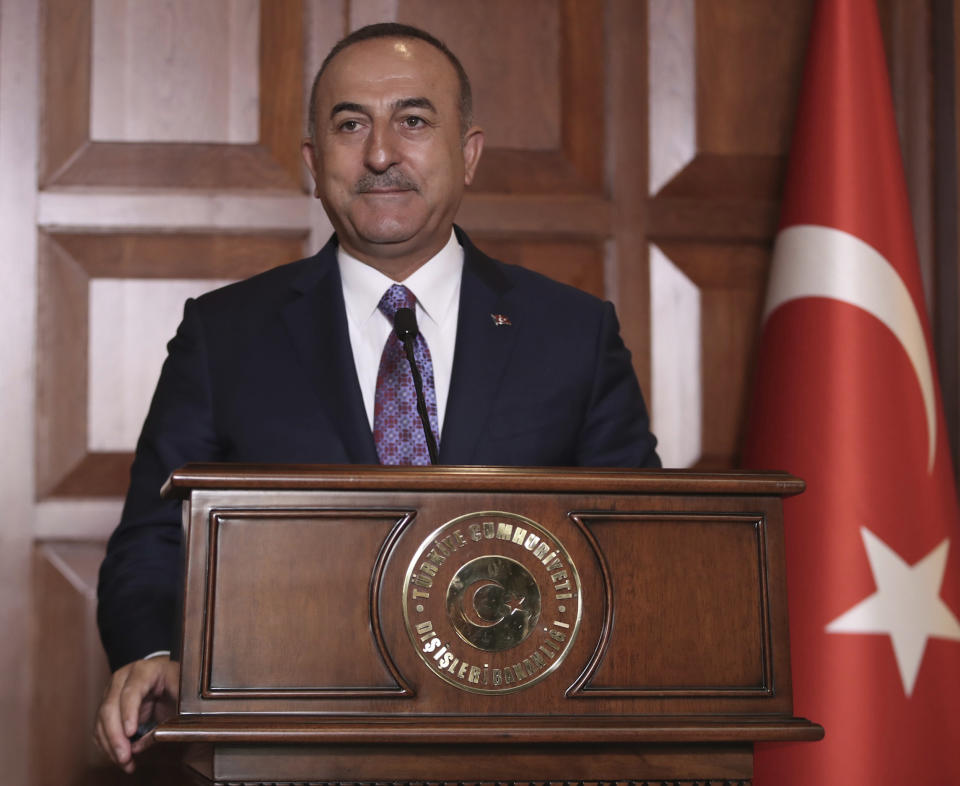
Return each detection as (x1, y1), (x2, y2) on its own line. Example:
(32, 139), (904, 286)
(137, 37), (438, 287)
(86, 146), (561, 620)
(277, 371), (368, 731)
(338, 230), (463, 328)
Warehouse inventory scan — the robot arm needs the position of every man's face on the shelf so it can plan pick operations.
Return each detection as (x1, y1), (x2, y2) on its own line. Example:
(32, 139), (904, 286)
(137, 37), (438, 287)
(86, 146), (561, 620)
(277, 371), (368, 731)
(302, 37), (483, 273)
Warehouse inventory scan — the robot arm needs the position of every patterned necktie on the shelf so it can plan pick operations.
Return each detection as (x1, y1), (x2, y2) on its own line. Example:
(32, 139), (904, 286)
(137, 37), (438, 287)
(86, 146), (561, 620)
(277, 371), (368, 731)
(373, 284), (439, 465)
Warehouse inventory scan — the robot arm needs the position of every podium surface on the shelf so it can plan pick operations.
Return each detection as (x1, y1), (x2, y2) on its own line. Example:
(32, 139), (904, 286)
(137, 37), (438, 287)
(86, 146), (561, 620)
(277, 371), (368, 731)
(156, 464), (822, 784)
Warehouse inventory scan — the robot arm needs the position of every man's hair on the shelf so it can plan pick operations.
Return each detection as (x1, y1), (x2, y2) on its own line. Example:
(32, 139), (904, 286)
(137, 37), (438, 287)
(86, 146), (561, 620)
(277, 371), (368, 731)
(307, 22), (474, 141)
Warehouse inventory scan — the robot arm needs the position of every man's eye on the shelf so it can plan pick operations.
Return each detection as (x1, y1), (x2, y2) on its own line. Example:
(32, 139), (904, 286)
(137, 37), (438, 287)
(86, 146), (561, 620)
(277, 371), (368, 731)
(401, 116), (425, 129)
(338, 120), (361, 132)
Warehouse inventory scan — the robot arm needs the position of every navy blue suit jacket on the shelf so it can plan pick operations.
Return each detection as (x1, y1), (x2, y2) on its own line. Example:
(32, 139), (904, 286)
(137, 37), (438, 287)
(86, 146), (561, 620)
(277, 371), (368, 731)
(97, 228), (659, 670)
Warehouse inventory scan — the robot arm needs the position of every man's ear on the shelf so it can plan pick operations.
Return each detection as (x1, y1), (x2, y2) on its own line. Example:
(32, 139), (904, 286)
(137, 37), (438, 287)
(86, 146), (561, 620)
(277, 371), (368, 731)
(300, 139), (322, 198)
(462, 126), (485, 186)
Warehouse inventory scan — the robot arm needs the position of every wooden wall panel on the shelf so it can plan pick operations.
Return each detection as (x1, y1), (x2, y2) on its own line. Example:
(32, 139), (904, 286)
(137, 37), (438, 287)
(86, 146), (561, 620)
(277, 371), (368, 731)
(695, 1), (813, 157)
(36, 231), (308, 499)
(401, 0), (561, 151)
(88, 278), (233, 451)
(31, 543), (111, 783)
(650, 247), (700, 469)
(42, 0), (304, 189)
(473, 237), (606, 298)
(647, 1), (813, 467)
(650, 0), (812, 208)
(36, 234), (91, 498)
(90, 0), (260, 144)
(0, 2), (40, 780)
(646, 0), (940, 469)
(608, 0), (653, 400)
(656, 243), (769, 468)
(395, 0), (605, 195)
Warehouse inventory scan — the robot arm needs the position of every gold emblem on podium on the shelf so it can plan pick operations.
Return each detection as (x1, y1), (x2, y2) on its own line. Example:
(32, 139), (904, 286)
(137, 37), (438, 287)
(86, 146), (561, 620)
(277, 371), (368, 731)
(403, 511), (581, 693)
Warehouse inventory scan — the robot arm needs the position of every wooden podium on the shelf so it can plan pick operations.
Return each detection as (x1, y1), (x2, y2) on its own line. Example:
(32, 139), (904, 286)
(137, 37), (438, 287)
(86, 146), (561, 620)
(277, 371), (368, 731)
(155, 464), (822, 785)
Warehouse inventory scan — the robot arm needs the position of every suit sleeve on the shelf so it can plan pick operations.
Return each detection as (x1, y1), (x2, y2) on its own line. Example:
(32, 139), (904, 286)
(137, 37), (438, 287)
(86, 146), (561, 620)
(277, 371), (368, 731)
(575, 301), (661, 468)
(97, 298), (222, 671)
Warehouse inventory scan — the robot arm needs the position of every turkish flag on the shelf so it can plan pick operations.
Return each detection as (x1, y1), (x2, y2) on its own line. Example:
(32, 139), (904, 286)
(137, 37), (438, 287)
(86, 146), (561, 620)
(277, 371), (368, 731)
(741, 0), (960, 783)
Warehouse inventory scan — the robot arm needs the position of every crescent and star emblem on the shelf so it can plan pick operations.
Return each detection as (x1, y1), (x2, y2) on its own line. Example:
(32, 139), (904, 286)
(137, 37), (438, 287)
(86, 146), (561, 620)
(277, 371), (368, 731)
(764, 224), (936, 471)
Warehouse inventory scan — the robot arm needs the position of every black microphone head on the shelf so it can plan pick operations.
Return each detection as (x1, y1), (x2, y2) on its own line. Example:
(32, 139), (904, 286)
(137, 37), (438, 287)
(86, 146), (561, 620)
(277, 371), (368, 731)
(394, 307), (419, 342)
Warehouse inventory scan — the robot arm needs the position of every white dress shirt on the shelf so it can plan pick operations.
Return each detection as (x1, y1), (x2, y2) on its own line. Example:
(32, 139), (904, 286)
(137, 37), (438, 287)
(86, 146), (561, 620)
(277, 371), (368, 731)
(338, 230), (463, 437)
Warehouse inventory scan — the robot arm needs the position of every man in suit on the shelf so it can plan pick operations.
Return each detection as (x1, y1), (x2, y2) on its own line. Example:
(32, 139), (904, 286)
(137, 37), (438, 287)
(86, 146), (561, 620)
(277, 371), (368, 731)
(94, 22), (659, 772)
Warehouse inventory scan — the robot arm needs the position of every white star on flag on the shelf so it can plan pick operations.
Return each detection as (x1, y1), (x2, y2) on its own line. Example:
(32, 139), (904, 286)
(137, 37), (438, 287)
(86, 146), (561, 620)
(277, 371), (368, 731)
(826, 526), (960, 696)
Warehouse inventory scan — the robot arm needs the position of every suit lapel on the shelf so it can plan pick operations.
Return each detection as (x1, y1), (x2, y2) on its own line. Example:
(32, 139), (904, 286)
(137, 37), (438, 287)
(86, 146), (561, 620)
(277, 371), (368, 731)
(281, 242), (378, 464)
(440, 231), (517, 464)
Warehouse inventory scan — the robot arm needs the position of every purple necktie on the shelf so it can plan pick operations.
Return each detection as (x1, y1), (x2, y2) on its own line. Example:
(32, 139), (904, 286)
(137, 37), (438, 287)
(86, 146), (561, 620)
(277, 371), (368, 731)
(373, 284), (439, 465)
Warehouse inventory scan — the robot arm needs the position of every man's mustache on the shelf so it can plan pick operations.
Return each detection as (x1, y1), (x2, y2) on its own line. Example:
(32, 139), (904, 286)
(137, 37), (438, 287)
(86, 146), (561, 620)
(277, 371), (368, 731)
(355, 170), (419, 193)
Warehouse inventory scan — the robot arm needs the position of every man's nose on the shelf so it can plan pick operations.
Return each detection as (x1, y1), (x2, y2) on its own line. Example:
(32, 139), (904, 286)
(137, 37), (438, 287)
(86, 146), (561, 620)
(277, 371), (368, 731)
(363, 123), (400, 172)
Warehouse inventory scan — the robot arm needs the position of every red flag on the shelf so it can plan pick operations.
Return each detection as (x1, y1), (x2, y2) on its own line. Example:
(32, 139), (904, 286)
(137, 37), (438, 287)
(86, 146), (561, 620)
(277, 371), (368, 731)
(742, 0), (960, 782)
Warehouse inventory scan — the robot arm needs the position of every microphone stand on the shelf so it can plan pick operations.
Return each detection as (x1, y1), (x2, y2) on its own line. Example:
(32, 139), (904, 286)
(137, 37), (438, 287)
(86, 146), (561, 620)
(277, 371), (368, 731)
(394, 307), (440, 465)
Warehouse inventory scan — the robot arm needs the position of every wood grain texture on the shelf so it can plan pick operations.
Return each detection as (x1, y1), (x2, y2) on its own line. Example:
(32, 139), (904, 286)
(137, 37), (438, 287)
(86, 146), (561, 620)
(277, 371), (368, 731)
(206, 511), (408, 693)
(560, 0), (606, 192)
(36, 233), (91, 497)
(47, 141), (303, 189)
(31, 542), (111, 782)
(399, 0), (561, 151)
(47, 452), (136, 498)
(180, 741), (756, 782)
(695, 0), (812, 156)
(37, 191), (315, 231)
(90, 0), (259, 143)
(164, 463), (806, 496)
(650, 245), (701, 468)
(391, 0), (603, 195)
(648, 0), (696, 194)
(260, 0), (305, 183)
(53, 231), (307, 278)
(88, 278), (233, 451)
(175, 479), (803, 717)
(181, 780), (752, 786)
(655, 242), (769, 469)
(580, 514), (769, 693)
(457, 193), (612, 237)
(609, 0), (653, 402)
(159, 466), (820, 783)
(42, 0), (307, 190)
(472, 236), (605, 297)
(40, 0), (92, 181)
(0, 3), (40, 779)
(36, 230), (308, 498)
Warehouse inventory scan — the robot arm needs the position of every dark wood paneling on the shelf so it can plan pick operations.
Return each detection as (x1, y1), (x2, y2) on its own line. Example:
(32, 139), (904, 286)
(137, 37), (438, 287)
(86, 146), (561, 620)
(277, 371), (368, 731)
(933, 0), (960, 484)
(609, 0), (653, 395)
(36, 230), (308, 499)
(31, 542), (111, 782)
(695, 1), (813, 157)
(259, 0), (306, 185)
(397, 0), (605, 195)
(36, 234), (90, 497)
(399, 0), (562, 151)
(54, 231), (307, 279)
(41, 0), (306, 190)
(656, 242), (769, 468)
(473, 236), (605, 298)
(40, 0), (92, 182)
(208, 512), (404, 691)
(584, 514), (768, 692)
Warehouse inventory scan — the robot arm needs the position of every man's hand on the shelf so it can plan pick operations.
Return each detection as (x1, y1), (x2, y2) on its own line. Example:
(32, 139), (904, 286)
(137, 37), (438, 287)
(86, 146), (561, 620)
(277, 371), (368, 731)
(94, 656), (180, 773)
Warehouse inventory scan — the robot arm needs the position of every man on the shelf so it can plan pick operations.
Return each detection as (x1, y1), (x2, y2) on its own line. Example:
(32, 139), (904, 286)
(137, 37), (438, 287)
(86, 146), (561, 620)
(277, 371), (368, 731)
(94, 22), (659, 772)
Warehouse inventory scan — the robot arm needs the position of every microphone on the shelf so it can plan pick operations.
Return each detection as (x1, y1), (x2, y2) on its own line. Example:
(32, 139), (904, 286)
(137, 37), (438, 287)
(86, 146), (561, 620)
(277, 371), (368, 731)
(394, 307), (439, 465)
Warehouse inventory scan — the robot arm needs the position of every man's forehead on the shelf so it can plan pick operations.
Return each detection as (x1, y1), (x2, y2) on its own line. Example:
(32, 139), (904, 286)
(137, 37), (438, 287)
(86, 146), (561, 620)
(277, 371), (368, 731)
(317, 36), (458, 105)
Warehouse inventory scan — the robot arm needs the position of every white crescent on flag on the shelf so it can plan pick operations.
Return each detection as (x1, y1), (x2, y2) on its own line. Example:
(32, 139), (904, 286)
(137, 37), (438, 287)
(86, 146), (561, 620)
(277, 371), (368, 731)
(762, 224), (936, 472)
